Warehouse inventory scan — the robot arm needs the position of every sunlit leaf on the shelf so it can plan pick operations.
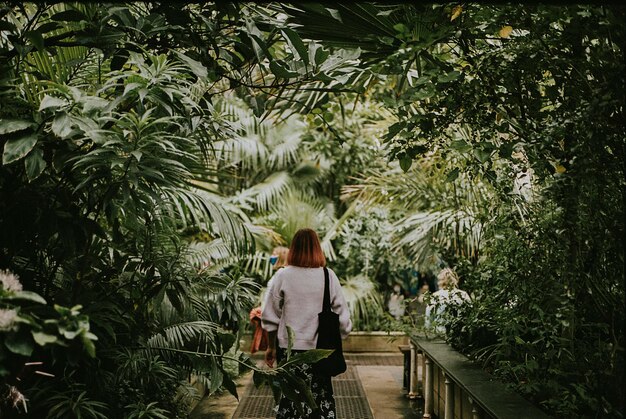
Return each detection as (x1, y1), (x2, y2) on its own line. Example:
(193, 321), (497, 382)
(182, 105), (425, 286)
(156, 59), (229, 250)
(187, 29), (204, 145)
(5, 291), (47, 304)
(499, 25), (513, 38)
(450, 5), (462, 21)
(51, 111), (72, 138)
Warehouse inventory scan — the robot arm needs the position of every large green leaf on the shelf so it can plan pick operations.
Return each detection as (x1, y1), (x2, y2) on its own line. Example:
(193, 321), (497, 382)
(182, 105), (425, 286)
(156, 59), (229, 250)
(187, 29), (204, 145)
(0, 120), (34, 135)
(51, 111), (72, 138)
(173, 50), (208, 78)
(282, 349), (333, 367)
(25, 148), (47, 181)
(221, 370), (239, 400)
(5, 334), (34, 356)
(4, 290), (47, 304)
(32, 331), (58, 346)
(281, 28), (309, 65)
(24, 30), (44, 51)
(2, 133), (38, 165)
(39, 95), (68, 111)
(269, 60), (299, 79)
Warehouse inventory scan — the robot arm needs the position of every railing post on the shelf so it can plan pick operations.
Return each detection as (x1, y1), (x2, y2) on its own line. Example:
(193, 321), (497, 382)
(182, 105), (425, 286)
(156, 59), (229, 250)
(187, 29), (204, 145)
(421, 348), (426, 397)
(469, 397), (481, 419)
(409, 341), (418, 399)
(423, 357), (433, 418)
(417, 349), (423, 397)
(444, 373), (454, 419)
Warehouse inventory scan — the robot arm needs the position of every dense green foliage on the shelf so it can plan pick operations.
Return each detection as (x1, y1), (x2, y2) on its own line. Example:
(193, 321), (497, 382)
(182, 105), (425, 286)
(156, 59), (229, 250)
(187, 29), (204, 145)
(280, 3), (624, 417)
(0, 2), (623, 418)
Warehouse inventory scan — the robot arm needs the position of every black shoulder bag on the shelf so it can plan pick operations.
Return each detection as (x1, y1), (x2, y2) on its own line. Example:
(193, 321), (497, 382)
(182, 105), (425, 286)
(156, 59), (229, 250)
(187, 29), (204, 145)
(313, 267), (347, 376)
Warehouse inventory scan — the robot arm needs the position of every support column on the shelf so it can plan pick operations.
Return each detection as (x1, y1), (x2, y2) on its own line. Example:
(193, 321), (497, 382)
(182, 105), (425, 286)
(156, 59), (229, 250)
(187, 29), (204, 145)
(423, 357), (433, 419)
(417, 349), (423, 397)
(409, 341), (418, 399)
(421, 349), (426, 397)
(469, 397), (481, 419)
(444, 373), (454, 419)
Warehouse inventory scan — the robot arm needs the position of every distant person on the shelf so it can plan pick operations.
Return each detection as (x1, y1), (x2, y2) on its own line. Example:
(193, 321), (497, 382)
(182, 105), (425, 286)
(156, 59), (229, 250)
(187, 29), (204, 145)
(417, 283), (430, 304)
(249, 246), (288, 354)
(262, 228), (352, 419)
(425, 268), (470, 334)
(420, 271), (437, 292)
(388, 283), (406, 320)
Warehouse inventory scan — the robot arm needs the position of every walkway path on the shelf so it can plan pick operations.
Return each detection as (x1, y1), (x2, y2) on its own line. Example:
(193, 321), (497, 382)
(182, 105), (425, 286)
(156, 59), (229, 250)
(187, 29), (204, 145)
(190, 352), (421, 419)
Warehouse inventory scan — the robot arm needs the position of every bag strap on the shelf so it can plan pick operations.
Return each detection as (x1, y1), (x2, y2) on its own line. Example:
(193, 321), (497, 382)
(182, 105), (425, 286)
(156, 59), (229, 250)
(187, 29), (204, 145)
(322, 267), (331, 312)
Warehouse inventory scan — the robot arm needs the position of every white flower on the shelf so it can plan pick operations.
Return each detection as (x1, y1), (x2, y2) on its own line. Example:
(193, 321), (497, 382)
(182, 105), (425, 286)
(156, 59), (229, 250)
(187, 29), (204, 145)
(0, 309), (18, 331)
(0, 270), (23, 292)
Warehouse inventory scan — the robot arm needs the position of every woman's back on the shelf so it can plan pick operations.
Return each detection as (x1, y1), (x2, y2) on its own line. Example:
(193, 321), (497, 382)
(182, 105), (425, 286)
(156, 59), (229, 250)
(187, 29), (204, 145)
(262, 265), (351, 351)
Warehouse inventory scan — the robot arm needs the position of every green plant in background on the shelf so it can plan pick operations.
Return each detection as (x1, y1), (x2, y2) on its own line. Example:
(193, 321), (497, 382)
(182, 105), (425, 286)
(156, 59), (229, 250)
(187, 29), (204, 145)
(281, 3), (624, 417)
(0, 3), (269, 416)
(342, 147), (494, 269)
(1, 2), (623, 418)
(45, 388), (110, 419)
(0, 270), (98, 414)
(124, 402), (171, 419)
(339, 274), (384, 332)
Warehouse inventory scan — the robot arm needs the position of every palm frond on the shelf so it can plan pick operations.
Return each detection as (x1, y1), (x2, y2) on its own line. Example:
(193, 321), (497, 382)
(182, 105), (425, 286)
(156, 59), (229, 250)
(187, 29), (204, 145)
(342, 150), (491, 262)
(162, 189), (253, 255)
(393, 209), (483, 262)
(258, 190), (335, 245)
(246, 223), (285, 250)
(215, 131), (269, 171)
(339, 274), (384, 330)
(146, 321), (221, 354)
(232, 171), (292, 213)
(281, 3), (398, 52)
(341, 166), (438, 210)
(243, 251), (274, 281)
(186, 239), (234, 269)
(267, 116), (305, 169)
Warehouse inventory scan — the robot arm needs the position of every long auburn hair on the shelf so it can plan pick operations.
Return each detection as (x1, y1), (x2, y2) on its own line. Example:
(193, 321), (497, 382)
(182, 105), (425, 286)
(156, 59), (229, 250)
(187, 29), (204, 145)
(287, 228), (326, 268)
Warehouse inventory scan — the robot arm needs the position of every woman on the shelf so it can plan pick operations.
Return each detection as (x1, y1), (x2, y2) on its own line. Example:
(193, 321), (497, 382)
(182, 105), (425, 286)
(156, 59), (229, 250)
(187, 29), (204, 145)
(249, 246), (289, 354)
(425, 268), (470, 334)
(262, 228), (352, 419)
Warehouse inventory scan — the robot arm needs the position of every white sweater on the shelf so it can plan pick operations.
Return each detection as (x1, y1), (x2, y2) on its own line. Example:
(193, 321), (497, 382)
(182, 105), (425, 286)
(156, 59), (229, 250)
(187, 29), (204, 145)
(261, 266), (352, 350)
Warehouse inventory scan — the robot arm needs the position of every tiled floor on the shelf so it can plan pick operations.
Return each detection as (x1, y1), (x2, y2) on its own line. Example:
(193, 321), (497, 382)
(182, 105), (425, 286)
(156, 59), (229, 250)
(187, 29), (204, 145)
(190, 352), (421, 419)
